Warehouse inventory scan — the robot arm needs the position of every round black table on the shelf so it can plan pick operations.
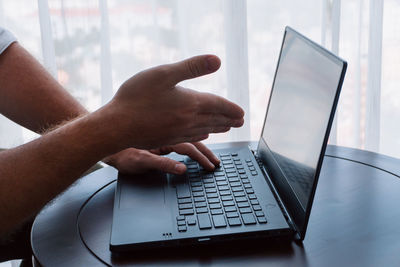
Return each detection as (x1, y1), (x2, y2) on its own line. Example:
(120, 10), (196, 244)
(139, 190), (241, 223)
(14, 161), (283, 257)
(31, 143), (400, 266)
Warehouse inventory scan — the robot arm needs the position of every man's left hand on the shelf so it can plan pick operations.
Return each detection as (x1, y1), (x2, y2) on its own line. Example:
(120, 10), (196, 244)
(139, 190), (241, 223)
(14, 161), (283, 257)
(103, 142), (220, 175)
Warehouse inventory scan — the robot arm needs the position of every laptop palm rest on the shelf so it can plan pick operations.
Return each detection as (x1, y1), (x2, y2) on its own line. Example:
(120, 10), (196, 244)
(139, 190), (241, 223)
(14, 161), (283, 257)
(113, 172), (173, 246)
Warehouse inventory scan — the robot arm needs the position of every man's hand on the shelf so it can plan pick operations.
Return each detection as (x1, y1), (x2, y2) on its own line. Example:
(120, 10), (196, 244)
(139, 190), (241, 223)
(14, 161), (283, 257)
(105, 54), (244, 150)
(104, 142), (220, 175)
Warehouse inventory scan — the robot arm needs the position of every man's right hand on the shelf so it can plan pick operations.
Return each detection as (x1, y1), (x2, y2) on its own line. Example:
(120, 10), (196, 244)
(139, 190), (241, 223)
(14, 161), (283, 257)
(105, 55), (244, 150)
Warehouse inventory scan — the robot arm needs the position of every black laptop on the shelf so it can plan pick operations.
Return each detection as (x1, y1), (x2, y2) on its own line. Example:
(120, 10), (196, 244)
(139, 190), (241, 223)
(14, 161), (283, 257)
(110, 26), (347, 252)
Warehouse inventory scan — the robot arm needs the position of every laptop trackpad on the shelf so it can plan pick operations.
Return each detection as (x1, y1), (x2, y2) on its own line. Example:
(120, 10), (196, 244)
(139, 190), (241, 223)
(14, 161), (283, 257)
(119, 172), (167, 210)
(117, 172), (172, 241)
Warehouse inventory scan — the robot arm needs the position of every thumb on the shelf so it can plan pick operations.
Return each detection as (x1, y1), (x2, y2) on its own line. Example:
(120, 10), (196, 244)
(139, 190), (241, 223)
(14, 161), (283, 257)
(150, 154), (187, 175)
(167, 55), (221, 85)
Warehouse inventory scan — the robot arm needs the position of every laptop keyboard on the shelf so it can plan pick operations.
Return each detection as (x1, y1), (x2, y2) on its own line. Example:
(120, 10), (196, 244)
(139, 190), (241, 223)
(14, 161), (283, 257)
(173, 152), (268, 232)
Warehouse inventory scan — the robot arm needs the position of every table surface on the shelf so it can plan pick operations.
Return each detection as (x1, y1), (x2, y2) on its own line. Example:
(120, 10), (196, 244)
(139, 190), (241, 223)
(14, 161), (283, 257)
(31, 143), (400, 267)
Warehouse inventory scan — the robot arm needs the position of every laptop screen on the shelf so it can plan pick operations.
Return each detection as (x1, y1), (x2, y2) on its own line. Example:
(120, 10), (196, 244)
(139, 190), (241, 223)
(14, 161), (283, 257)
(258, 27), (346, 238)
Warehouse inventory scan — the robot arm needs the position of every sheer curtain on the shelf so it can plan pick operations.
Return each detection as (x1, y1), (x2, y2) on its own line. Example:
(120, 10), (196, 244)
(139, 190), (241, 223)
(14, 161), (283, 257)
(0, 0), (399, 155)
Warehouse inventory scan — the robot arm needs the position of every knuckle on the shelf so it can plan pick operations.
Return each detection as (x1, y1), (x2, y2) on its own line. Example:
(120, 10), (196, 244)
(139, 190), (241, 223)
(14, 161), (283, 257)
(159, 159), (172, 171)
(186, 59), (202, 78)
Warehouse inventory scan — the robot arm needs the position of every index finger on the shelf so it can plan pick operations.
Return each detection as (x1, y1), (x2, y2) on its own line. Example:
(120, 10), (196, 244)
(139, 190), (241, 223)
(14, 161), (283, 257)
(197, 92), (244, 119)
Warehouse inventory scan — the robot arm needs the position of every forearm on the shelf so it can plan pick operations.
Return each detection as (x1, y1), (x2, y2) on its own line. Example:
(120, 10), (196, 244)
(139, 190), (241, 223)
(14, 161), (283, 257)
(0, 42), (87, 133)
(0, 106), (119, 235)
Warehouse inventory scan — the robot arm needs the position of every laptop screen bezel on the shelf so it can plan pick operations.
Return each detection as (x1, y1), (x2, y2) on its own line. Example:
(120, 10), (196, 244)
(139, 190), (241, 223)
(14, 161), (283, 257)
(256, 26), (347, 240)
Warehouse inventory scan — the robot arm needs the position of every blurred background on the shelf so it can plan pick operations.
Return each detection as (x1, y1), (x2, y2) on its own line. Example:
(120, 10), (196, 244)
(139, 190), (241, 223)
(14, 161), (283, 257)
(0, 0), (398, 159)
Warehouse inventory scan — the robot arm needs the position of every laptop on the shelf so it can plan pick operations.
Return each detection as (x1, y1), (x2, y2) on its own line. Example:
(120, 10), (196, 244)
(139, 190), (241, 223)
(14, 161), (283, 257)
(110, 26), (347, 252)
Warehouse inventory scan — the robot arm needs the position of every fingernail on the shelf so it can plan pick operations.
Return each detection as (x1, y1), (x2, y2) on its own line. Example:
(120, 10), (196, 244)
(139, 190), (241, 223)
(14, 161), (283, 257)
(206, 56), (221, 71)
(174, 164), (186, 173)
(209, 163), (215, 170)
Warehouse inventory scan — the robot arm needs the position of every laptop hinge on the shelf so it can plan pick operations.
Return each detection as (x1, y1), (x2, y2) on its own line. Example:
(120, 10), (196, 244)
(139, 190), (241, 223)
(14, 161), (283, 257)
(251, 148), (298, 235)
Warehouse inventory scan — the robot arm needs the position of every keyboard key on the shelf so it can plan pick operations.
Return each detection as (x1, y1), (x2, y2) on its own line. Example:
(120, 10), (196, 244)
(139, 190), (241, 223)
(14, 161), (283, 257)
(221, 195), (233, 201)
(191, 181), (202, 187)
(228, 178), (240, 184)
(208, 198), (220, 204)
(225, 164), (235, 169)
(247, 163), (254, 167)
(214, 172), (225, 177)
(242, 179), (250, 184)
(176, 184), (191, 199)
(187, 219), (197, 226)
(204, 183), (216, 188)
(214, 166), (223, 171)
(191, 186), (203, 192)
(231, 186), (244, 192)
(222, 159), (233, 164)
(218, 185), (230, 191)
(215, 176), (226, 181)
(230, 182), (241, 187)
(178, 198), (192, 204)
(248, 194), (257, 200)
(211, 209), (223, 215)
(236, 165), (244, 169)
(187, 163), (197, 169)
(212, 214), (227, 228)
(233, 191), (245, 197)
(209, 203), (222, 209)
(245, 159), (252, 163)
(203, 178), (214, 184)
(219, 153), (230, 157)
(250, 199), (259, 205)
(237, 202), (250, 208)
(245, 188), (254, 194)
(195, 202), (207, 208)
(205, 188), (217, 193)
(251, 171), (258, 176)
(226, 211), (239, 218)
(192, 191), (204, 197)
(241, 213), (256, 225)
(222, 200), (235, 206)
(253, 205), (262, 211)
(207, 193), (218, 198)
(225, 168), (236, 173)
(244, 184), (252, 189)
(240, 174), (248, 179)
(231, 152), (238, 157)
(235, 196), (247, 202)
(178, 226), (187, 232)
(197, 214), (212, 230)
(194, 196), (206, 202)
(249, 166), (256, 171)
(176, 215), (185, 221)
(255, 211), (265, 217)
(224, 206), (237, 212)
(196, 207), (208, 213)
(177, 220), (186, 226)
(227, 172), (238, 178)
(216, 181), (228, 186)
(228, 217), (242, 226)
(179, 203), (193, 209)
(180, 209), (194, 216)
(238, 170), (246, 174)
(219, 190), (231, 196)
(257, 216), (267, 224)
(239, 207), (252, 214)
